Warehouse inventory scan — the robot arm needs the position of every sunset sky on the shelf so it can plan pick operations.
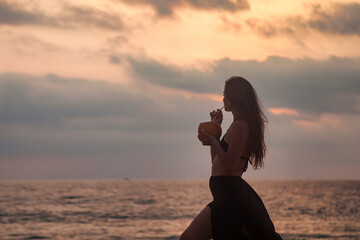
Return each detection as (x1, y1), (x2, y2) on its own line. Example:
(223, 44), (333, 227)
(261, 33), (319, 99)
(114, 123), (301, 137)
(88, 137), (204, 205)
(1, 0), (359, 180)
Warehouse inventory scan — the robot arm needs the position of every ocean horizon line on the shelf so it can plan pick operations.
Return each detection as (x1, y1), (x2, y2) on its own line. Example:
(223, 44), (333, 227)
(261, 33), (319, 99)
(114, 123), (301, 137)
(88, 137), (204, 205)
(1, 177), (359, 182)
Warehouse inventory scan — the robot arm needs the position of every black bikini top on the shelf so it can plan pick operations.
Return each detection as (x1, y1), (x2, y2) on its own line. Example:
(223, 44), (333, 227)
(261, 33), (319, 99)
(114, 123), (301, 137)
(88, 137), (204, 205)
(219, 135), (250, 172)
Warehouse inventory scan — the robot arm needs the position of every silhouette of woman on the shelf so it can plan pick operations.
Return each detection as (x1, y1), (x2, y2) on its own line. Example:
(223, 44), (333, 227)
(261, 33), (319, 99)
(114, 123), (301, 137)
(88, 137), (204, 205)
(180, 76), (282, 239)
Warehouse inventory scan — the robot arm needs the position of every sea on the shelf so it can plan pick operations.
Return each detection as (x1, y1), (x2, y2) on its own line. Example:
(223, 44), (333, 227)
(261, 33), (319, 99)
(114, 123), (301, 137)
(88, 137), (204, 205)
(0, 179), (359, 240)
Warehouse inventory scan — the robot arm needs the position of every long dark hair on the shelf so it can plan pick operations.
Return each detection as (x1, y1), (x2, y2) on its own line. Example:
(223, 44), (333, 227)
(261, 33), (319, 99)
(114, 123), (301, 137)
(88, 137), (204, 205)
(224, 76), (267, 169)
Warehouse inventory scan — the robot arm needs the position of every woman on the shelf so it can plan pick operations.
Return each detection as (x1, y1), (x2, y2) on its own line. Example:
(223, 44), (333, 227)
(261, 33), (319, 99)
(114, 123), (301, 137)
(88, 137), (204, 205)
(180, 76), (282, 240)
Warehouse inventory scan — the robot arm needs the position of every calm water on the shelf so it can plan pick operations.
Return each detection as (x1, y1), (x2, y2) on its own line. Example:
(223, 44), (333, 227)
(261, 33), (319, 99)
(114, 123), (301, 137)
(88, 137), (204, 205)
(0, 179), (359, 240)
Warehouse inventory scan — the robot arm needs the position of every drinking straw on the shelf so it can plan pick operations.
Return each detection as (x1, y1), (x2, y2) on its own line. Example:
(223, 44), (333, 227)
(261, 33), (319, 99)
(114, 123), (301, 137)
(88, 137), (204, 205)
(212, 106), (224, 122)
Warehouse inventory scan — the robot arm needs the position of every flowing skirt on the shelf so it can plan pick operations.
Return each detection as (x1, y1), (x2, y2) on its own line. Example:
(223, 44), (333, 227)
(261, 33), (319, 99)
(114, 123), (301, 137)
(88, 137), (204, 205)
(207, 176), (283, 240)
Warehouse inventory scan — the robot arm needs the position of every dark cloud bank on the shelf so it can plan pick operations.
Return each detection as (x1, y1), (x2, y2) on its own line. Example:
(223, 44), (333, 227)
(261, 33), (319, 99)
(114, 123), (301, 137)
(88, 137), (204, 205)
(2, 55), (359, 156)
(1, 55), (359, 134)
(127, 56), (360, 115)
(1, 56), (360, 179)
(0, 73), (178, 129)
(0, 72), (213, 179)
(0, 72), (211, 156)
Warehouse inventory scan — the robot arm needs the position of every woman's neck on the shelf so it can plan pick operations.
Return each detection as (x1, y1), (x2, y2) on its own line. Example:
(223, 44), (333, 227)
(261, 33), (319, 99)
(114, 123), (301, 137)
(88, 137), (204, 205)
(231, 109), (241, 122)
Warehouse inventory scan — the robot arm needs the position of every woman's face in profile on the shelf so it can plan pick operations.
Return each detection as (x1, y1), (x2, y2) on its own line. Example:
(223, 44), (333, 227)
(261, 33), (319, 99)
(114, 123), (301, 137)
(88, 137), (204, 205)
(223, 89), (230, 111)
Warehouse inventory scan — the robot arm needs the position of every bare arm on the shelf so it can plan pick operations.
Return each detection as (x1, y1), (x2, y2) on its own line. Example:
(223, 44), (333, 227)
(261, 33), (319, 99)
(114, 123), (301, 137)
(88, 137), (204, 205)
(210, 146), (216, 164)
(202, 120), (249, 172)
(208, 108), (223, 164)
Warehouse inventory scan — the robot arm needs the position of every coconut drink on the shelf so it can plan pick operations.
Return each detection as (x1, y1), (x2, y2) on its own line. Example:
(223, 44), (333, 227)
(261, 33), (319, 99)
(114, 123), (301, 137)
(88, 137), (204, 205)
(198, 107), (223, 139)
(198, 121), (222, 139)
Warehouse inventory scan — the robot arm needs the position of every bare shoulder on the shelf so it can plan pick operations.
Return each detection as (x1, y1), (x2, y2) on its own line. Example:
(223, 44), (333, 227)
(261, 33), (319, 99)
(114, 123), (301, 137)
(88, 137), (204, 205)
(227, 119), (249, 139)
(229, 119), (249, 132)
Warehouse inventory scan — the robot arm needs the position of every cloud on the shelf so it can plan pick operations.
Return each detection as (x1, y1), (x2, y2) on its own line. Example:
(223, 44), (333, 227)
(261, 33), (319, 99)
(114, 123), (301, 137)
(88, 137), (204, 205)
(246, 16), (304, 37)
(247, 2), (360, 37)
(126, 57), (224, 93)
(0, 73), (154, 126)
(0, 1), (42, 25)
(11, 34), (64, 53)
(116, 0), (250, 16)
(263, 111), (360, 179)
(0, 72), (217, 181)
(57, 5), (125, 30)
(0, 1), (125, 31)
(0, 72), (214, 153)
(126, 56), (360, 115)
(0, 72), (359, 180)
(308, 2), (360, 35)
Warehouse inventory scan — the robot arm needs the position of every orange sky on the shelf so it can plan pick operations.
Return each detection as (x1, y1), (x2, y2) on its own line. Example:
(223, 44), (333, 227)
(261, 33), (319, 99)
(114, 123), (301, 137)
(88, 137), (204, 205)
(1, 0), (360, 82)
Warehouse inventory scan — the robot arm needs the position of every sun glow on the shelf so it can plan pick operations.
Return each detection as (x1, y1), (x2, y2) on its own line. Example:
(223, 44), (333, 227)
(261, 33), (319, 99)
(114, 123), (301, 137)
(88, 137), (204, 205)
(268, 108), (300, 116)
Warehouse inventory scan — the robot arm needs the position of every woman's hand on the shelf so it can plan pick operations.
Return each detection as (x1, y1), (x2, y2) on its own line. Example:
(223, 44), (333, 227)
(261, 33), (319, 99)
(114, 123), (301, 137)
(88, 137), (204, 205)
(210, 109), (223, 125)
(198, 129), (218, 146)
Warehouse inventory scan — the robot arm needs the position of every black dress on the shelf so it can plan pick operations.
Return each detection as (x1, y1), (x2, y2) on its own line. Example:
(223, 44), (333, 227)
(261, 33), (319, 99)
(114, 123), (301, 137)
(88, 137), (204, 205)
(207, 135), (282, 240)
